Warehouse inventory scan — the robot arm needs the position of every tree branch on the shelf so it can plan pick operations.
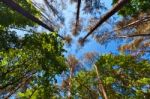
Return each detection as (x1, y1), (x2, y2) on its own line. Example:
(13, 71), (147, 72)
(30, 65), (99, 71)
(112, 16), (150, 33)
(117, 33), (150, 38)
(43, 0), (64, 24)
(4, 75), (32, 99)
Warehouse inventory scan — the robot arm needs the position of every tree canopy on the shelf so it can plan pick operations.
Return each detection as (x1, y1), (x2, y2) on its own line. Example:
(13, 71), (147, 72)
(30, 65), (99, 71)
(0, 0), (150, 98)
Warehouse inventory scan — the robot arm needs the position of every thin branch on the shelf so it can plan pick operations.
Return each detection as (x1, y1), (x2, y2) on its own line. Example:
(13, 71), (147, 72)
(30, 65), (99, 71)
(43, 0), (64, 23)
(44, 0), (58, 16)
(31, 1), (57, 28)
(127, 49), (150, 53)
(0, 70), (36, 91)
(117, 33), (150, 38)
(28, 88), (37, 98)
(112, 16), (150, 34)
(75, 78), (96, 98)
(81, 0), (129, 42)
(4, 76), (32, 99)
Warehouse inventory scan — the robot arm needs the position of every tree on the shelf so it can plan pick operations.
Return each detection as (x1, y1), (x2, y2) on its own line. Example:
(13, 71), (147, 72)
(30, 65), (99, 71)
(32, 0), (109, 45)
(80, 0), (129, 44)
(93, 0), (150, 53)
(0, 32), (67, 98)
(107, 0), (150, 53)
(1, 0), (150, 98)
(64, 54), (150, 98)
(62, 70), (100, 99)
(0, 0), (39, 29)
(95, 54), (150, 98)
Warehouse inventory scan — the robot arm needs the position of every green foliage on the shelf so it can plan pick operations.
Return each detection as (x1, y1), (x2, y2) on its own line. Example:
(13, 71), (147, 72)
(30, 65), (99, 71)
(96, 54), (150, 98)
(0, 32), (67, 98)
(112, 0), (150, 16)
(0, 30), (20, 50)
(61, 54), (150, 98)
(62, 70), (99, 99)
(0, 0), (39, 28)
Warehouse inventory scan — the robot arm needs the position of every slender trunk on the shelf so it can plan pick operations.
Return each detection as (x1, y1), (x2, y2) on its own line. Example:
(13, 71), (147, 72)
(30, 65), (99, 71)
(94, 64), (108, 99)
(43, 0), (64, 24)
(76, 0), (81, 23)
(82, 0), (130, 42)
(73, 0), (81, 36)
(68, 67), (73, 99)
(44, 0), (58, 15)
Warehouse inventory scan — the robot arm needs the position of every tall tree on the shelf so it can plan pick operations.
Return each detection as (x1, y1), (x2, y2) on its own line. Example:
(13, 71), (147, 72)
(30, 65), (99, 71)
(96, 54), (150, 98)
(80, 0), (129, 45)
(0, 32), (67, 98)
(0, 0), (55, 32)
(0, 0), (39, 28)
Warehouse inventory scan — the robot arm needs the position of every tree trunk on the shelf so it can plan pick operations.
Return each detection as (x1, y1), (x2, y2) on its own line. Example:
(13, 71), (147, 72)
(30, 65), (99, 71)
(94, 64), (108, 99)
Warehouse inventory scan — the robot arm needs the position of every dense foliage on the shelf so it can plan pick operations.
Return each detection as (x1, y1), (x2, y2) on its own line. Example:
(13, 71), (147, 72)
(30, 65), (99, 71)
(61, 54), (150, 98)
(96, 54), (150, 98)
(0, 32), (67, 98)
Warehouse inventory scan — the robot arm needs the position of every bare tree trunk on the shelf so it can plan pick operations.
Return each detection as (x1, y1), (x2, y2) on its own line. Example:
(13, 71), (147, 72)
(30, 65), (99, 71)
(68, 67), (73, 99)
(73, 0), (81, 36)
(82, 0), (130, 42)
(76, 0), (81, 23)
(94, 64), (108, 99)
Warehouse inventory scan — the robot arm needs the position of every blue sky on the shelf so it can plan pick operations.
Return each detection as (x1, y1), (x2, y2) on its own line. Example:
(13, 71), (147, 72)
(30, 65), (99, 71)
(61, 0), (120, 58)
